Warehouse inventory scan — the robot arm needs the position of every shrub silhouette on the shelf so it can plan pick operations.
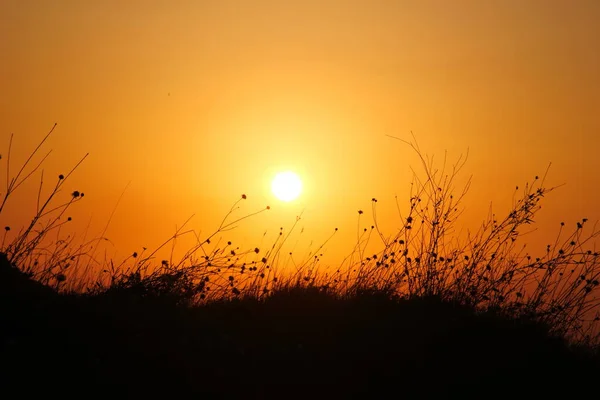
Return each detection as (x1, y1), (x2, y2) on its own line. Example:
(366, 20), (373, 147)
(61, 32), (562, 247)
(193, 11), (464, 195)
(2, 127), (600, 398)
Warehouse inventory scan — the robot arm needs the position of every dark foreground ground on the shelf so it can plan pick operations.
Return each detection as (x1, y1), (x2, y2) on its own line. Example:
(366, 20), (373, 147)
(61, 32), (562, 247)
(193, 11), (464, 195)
(1, 255), (599, 399)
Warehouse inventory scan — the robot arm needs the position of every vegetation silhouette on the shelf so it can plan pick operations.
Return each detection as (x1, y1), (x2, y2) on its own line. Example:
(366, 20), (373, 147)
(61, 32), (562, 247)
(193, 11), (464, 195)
(1, 126), (600, 398)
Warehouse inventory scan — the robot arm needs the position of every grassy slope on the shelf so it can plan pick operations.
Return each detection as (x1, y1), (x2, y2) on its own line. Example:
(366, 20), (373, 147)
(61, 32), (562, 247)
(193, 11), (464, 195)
(2, 254), (598, 399)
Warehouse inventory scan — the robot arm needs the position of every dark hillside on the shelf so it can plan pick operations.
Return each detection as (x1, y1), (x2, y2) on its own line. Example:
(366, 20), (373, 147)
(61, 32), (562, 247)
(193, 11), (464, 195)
(1, 253), (598, 399)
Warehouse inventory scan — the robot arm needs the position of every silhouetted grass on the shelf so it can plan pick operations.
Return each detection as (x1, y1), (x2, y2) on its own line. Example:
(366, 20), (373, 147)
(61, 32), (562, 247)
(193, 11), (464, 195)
(2, 126), (600, 398)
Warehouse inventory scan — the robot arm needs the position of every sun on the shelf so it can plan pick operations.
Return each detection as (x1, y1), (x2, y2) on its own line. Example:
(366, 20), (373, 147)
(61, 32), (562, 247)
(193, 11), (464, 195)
(271, 171), (302, 202)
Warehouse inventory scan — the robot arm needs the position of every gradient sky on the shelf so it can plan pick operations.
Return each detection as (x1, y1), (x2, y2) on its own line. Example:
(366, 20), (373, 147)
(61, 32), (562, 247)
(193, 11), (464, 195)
(1, 0), (599, 271)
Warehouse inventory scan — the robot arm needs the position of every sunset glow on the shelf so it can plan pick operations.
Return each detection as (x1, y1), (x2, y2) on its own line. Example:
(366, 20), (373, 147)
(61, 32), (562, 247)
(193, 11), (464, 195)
(1, 0), (598, 270)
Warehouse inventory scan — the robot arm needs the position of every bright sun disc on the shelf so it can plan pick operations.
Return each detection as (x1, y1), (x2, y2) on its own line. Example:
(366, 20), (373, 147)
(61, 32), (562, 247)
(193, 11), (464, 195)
(271, 171), (302, 202)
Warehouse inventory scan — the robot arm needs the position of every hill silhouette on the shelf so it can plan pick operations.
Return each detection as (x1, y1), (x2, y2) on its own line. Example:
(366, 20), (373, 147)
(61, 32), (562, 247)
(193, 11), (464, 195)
(2, 252), (598, 399)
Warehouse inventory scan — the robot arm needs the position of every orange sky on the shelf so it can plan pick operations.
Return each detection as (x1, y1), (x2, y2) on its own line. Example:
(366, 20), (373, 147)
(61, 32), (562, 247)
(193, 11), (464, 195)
(1, 0), (599, 272)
